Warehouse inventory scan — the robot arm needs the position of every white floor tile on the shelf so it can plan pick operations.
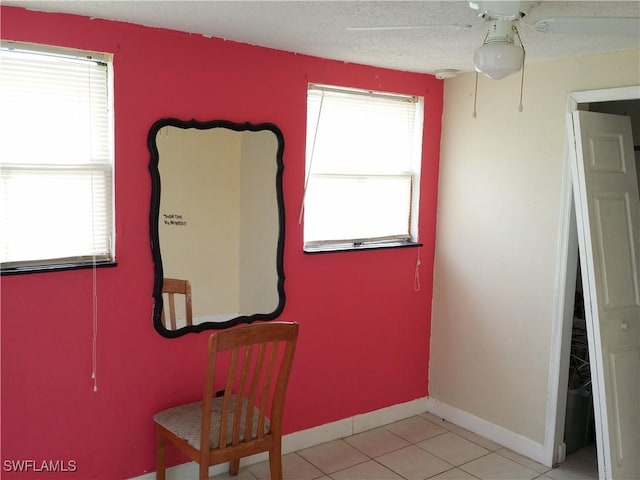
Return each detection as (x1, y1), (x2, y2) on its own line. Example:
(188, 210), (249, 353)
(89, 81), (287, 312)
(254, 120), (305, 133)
(420, 413), (459, 431)
(246, 453), (324, 480)
(376, 444), (453, 480)
(210, 468), (258, 480)
(496, 448), (550, 474)
(210, 412), (596, 480)
(545, 445), (598, 480)
(449, 427), (503, 451)
(331, 460), (404, 480)
(344, 426), (411, 458)
(418, 431), (490, 466)
(460, 452), (539, 480)
(385, 415), (448, 443)
(428, 467), (481, 479)
(297, 439), (369, 474)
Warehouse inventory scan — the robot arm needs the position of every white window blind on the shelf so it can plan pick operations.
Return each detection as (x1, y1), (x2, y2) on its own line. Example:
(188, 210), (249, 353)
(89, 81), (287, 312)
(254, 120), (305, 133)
(0, 42), (114, 271)
(304, 84), (423, 248)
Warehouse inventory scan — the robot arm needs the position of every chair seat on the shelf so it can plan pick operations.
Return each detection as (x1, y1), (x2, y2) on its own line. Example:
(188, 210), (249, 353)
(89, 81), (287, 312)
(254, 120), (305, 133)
(154, 395), (270, 449)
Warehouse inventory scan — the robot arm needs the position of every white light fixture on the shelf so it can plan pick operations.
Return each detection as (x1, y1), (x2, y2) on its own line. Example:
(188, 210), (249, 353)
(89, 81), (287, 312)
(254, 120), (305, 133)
(474, 20), (524, 80)
(435, 69), (459, 80)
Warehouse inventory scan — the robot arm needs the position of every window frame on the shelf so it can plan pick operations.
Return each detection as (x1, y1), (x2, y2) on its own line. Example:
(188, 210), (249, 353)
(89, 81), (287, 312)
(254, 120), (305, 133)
(0, 41), (116, 275)
(302, 83), (424, 254)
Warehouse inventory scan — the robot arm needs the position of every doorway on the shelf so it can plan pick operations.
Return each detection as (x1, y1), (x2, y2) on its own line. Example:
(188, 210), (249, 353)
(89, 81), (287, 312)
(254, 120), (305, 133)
(562, 257), (597, 476)
(551, 87), (640, 479)
(567, 98), (639, 477)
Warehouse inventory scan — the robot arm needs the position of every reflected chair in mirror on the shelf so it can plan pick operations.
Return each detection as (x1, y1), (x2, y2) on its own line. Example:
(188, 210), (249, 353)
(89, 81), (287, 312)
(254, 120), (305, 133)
(162, 278), (193, 330)
(154, 321), (299, 480)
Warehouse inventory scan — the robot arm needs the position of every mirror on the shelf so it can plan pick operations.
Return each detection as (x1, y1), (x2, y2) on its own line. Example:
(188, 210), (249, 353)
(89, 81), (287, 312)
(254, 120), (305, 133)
(148, 119), (285, 338)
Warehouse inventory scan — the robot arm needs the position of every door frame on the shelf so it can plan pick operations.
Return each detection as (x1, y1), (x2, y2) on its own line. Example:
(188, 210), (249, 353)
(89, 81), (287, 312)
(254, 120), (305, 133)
(545, 85), (640, 472)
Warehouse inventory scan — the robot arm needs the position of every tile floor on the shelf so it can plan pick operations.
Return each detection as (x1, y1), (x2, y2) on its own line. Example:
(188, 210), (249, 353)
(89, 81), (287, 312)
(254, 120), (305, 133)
(212, 413), (598, 480)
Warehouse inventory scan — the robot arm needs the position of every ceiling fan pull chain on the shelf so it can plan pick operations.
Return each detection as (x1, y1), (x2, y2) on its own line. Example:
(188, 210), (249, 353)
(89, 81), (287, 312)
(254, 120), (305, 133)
(516, 26), (525, 113)
(472, 27), (490, 118)
(472, 72), (479, 119)
(518, 67), (524, 113)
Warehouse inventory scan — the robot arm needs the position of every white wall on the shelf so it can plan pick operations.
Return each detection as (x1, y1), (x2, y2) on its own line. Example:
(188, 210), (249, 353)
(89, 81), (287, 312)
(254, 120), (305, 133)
(430, 49), (640, 446)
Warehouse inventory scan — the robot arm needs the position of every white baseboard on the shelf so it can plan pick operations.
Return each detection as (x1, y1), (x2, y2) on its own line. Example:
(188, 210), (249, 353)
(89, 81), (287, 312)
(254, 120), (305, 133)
(129, 396), (430, 480)
(424, 398), (550, 467)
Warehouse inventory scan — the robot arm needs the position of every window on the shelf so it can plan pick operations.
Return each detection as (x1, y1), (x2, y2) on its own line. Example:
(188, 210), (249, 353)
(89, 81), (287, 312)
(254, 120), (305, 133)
(303, 84), (423, 252)
(0, 42), (114, 273)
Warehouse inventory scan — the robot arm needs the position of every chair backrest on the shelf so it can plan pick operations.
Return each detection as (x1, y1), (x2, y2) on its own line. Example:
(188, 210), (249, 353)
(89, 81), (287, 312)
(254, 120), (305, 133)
(201, 322), (299, 453)
(162, 278), (193, 330)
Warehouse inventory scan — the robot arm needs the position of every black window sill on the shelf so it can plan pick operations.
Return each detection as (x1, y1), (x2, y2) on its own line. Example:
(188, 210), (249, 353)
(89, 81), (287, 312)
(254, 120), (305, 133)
(304, 241), (422, 254)
(1, 260), (117, 276)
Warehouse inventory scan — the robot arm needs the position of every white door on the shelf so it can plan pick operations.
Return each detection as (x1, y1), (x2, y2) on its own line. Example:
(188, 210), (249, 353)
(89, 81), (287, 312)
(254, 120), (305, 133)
(571, 110), (640, 479)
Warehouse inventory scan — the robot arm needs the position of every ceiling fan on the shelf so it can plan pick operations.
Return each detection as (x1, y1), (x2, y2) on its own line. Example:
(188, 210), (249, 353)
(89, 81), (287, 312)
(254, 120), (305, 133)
(348, 1), (640, 80)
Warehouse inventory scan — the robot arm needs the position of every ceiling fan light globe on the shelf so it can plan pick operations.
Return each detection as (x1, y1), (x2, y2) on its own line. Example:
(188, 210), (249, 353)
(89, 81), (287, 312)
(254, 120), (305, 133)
(473, 41), (523, 80)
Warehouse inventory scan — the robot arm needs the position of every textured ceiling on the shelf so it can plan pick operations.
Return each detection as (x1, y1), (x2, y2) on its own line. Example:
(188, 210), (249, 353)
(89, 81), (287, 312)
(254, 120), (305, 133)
(4, 1), (640, 75)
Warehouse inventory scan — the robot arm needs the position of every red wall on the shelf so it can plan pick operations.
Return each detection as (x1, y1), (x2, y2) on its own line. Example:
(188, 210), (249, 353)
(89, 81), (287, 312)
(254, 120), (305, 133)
(0, 6), (442, 479)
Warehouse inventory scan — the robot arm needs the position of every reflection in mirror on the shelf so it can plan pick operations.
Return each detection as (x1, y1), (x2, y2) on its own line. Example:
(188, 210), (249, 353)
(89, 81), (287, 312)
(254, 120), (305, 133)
(149, 119), (285, 338)
(161, 278), (193, 330)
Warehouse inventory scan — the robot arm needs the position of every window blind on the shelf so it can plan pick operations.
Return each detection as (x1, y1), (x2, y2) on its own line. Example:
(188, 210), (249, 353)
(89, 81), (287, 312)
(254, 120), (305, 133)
(304, 84), (422, 246)
(304, 174), (413, 244)
(0, 43), (114, 269)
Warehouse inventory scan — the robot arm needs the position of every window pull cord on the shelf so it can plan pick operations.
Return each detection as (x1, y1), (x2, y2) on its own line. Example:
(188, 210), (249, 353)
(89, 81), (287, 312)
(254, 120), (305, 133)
(88, 63), (98, 393)
(414, 249), (421, 292)
(298, 91), (325, 224)
(92, 259), (98, 393)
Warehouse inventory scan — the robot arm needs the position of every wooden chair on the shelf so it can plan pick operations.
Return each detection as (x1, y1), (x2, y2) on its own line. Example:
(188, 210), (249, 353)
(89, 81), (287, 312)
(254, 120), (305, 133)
(162, 278), (192, 330)
(154, 321), (299, 480)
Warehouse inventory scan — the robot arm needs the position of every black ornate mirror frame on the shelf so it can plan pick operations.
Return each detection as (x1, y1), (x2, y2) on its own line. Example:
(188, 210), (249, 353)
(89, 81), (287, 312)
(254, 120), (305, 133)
(148, 118), (285, 338)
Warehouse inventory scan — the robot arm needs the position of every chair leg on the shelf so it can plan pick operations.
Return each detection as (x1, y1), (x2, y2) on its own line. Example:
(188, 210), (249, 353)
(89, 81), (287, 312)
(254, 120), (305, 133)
(199, 464), (209, 480)
(229, 459), (240, 476)
(156, 427), (166, 480)
(269, 441), (283, 480)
